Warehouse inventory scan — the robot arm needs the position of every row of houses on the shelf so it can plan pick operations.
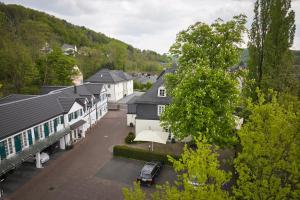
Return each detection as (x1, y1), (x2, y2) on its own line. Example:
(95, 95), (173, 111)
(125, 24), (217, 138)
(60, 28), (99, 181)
(0, 83), (108, 173)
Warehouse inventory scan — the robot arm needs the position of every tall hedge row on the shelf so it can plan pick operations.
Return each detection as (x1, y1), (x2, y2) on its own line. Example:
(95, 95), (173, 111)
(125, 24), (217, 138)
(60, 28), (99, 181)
(113, 145), (179, 165)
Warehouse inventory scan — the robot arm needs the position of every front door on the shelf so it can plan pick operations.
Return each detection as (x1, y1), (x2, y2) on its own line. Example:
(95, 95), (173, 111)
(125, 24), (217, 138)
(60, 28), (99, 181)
(14, 135), (22, 153)
(44, 123), (49, 137)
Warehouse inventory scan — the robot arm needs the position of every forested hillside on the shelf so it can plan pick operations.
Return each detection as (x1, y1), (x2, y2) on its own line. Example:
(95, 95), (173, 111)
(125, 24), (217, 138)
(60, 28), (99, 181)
(0, 3), (170, 96)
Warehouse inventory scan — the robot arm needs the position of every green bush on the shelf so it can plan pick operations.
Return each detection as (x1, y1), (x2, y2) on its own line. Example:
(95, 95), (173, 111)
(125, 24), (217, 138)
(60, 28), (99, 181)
(113, 145), (180, 165)
(125, 132), (135, 144)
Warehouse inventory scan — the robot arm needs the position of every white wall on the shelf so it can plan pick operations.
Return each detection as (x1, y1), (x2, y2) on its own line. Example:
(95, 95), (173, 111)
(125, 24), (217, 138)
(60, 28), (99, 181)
(135, 119), (164, 135)
(127, 114), (136, 126)
(127, 80), (133, 95)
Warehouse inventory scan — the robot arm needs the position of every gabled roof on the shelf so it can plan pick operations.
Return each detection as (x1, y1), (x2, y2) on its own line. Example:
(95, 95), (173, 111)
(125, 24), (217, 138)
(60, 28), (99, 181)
(85, 69), (131, 83)
(0, 94), (37, 104)
(135, 76), (171, 105)
(58, 97), (77, 112)
(40, 86), (68, 94)
(0, 83), (105, 140)
(61, 44), (76, 50)
(112, 70), (133, 81)
(84, 83), (105, 95)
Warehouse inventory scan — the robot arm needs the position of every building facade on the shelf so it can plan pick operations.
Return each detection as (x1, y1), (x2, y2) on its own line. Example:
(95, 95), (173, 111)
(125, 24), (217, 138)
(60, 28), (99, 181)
(85, 69), (133, 102)
(0, 83), (107, 173)
(127, 68), (174, 135)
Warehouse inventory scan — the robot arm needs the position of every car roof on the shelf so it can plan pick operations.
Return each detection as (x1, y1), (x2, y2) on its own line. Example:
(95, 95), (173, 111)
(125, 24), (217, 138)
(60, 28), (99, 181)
(141, 162), (159, 173)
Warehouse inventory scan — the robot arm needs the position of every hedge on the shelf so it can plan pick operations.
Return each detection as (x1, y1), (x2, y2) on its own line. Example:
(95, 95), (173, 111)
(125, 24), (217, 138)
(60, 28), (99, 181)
(113, 145), (180, 165)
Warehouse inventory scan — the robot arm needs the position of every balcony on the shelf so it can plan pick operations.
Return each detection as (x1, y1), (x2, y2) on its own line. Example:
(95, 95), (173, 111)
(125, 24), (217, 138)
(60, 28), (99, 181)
(0, 126), (70, 176)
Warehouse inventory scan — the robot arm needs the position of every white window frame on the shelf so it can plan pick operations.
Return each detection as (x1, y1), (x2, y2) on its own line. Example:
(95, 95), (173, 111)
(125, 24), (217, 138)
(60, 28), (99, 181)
(157, 105), (166, 116)
(158, 86), (166, 97)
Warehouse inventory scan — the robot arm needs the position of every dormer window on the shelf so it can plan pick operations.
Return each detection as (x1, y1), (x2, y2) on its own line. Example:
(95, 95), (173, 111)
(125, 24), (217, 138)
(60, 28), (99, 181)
(158, 86), (166, 97)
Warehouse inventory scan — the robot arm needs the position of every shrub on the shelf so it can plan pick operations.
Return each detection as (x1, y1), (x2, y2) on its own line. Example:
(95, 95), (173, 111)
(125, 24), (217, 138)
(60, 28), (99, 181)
(125, 132), (135, 144)
(113, 145), (180, 165)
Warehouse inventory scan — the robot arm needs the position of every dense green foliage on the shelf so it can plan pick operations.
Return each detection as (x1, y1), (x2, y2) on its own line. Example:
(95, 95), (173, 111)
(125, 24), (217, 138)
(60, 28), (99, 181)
(123, 138), (231, 200)
(124, 132), (135, 144)
(113, 145), (179, 165)
(133, 81), (152, 91)
(0, 3), (169, 96)
(161, 15), (246, 145)
(248, 0), (298, 95)
(234, 91), (300, 199)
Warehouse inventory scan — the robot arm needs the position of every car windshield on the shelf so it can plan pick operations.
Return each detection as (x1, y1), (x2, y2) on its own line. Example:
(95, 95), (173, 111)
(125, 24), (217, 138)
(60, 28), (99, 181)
(140, 172), (151, 179)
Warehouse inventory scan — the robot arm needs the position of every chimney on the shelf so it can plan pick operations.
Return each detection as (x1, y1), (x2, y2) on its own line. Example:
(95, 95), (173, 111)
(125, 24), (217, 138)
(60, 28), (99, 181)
(74, 85), (77, 93)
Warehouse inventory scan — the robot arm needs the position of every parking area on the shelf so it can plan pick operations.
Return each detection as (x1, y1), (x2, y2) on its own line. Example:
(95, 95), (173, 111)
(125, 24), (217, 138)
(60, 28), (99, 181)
(1, 150), (64, 197)
(96, 157), (176, 186)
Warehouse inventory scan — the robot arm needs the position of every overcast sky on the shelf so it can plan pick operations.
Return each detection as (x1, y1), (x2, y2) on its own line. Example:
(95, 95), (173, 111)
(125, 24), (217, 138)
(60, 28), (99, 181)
(2, 0), (300, 54)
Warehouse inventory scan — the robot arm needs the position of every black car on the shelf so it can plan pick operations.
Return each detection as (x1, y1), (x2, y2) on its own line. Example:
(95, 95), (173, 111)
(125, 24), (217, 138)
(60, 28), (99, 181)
(137, 161), (162, 185)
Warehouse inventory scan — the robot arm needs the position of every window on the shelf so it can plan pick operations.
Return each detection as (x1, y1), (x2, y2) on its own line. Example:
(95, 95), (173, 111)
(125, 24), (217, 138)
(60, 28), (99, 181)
(157, 105), (165, 116)
(8, 138), (13, 154)
(158, 86), (166, 97)
(107, 84), (110, 88)
(39, 125), (43, 139)
(22, 132), (28, 147)
(49, 120), (53, 133)
(107, 94), (111, 98)
(61, 116), (64, 124)
(3, 140), (8, 156)
(80, 109), (83, 116)
(20, 133), (24, 148)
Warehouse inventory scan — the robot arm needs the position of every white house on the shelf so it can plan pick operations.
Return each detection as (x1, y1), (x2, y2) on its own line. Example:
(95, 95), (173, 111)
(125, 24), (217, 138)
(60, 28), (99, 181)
(0, 83), (107, 173)
(85, 69), (133, 102)
(61, 44), (77, 56)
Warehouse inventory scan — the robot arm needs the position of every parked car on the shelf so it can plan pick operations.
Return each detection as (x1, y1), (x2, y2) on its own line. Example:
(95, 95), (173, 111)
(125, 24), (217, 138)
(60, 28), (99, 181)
(39, 152), (50, 164)
(30, 152), (50, 164)
(137, 161), (162, 186)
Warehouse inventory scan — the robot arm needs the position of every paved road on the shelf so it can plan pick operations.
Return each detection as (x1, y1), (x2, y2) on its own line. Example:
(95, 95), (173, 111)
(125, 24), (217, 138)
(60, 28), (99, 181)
(7, 110), (132, 200)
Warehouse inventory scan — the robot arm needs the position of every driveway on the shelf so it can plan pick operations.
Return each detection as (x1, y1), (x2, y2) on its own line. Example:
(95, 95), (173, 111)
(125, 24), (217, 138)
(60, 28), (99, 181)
(6, 109), (176, 200)
(7, 110), (130, 200)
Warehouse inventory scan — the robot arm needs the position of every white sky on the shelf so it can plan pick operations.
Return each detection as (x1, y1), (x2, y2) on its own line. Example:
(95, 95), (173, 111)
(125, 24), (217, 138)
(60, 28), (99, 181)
(2, 0), (300, 54)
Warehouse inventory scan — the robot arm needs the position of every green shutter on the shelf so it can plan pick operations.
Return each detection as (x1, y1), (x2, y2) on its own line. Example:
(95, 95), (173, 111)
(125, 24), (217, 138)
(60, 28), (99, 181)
(34, 127), (39, 141)
(14, 135), (22, 153)
(0, 141), (6, 159)
(28, 130), (33, 146)
(54, 118), (58, 132)
(44, 123), (49, 137)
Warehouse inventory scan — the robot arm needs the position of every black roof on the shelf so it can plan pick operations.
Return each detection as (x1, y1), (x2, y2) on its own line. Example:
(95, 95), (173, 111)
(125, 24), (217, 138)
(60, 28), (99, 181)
(0, 83), (105, 140)
(0, 94), (37, 104)
(85, 69), (132, 84)
(135, 77), (171, 105)
(40, 86), (68, 94)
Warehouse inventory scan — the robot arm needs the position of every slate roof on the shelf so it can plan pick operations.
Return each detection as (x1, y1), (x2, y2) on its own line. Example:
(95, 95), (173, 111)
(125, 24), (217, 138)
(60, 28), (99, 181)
(61, 44), (76, 50)
(135, 77), (171, 105)
(85, 69), (132, 84)
(0, 83), (105, 140)
(112, 70), (133, 81)
(132, 68), (174, 120)
(40, 86), (67, 94)
(0, 94), (37, 104)
(127, 96), (141, 114)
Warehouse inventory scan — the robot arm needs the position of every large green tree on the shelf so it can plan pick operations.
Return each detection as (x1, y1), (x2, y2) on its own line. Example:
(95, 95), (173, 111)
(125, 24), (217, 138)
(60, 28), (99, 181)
(37, 48), (76, 85)
(234, 91), (300, 199)
(123, 137), (231, 200)
(161, 15), (246, 145)
(248, 0), (297, 94)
